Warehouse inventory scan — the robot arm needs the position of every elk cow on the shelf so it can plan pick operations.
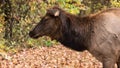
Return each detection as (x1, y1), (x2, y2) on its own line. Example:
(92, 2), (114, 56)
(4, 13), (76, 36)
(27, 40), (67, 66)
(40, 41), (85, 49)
(29, 7), (120, 68)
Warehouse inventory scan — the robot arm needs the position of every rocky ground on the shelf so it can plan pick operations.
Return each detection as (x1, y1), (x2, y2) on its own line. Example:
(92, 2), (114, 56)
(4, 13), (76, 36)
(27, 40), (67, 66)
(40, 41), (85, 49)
(0, 45), (103, 68)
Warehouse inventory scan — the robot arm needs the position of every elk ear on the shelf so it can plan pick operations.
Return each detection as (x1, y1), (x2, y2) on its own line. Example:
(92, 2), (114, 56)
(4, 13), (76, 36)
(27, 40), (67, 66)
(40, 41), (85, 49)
(47, 9), (60, 17)
(54, 10), (60, 16)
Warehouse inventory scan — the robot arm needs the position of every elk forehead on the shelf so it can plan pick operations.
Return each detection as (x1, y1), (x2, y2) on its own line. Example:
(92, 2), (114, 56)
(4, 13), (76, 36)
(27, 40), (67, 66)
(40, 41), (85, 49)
(44, 16), (50, 19)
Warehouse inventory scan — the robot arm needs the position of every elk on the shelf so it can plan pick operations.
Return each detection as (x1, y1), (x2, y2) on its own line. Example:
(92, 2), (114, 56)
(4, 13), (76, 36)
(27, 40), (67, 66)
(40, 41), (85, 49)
(29, 7), (120, 68)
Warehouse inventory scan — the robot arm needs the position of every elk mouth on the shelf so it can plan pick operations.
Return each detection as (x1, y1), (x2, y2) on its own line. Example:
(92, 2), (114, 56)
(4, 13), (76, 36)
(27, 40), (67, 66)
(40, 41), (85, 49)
(29, 31), (42, 39)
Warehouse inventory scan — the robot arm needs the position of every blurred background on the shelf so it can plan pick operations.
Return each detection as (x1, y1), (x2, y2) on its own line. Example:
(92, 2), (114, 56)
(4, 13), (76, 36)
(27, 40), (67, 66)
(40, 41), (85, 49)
(0, 0), (120, 54)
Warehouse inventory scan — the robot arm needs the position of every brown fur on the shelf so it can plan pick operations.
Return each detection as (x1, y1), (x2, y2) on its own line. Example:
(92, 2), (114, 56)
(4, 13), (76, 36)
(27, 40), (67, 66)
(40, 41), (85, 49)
(29, 7), (120, 68)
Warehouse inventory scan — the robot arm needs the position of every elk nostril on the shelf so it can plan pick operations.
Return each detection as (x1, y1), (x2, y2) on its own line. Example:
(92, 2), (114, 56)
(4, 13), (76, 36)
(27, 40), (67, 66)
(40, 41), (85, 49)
(29, 31), (34, 38)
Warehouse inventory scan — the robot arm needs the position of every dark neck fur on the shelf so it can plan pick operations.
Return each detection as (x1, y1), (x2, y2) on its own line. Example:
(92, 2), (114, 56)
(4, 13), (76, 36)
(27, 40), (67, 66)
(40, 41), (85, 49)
(58, 15), (93, 51)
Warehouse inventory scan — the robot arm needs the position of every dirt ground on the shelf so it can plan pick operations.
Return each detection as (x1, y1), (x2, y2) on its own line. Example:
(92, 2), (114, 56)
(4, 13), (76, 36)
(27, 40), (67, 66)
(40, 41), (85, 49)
(0, 45), (103, 68)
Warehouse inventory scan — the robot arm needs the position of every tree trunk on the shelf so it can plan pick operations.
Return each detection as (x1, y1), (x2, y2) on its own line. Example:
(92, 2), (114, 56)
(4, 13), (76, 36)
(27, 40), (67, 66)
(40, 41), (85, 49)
(4, 0), (13, 41)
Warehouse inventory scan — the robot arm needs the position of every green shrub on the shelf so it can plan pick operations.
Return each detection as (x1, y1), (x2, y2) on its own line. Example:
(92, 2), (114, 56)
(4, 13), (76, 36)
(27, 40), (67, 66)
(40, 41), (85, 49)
(111, 0), (120, 7)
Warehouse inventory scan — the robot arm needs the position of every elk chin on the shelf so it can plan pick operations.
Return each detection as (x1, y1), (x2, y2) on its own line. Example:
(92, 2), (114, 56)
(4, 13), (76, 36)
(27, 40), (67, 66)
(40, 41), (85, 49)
(31, 35), (40, 39)
(49, 34), (62, 41)
(29, 31), (42, 39)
